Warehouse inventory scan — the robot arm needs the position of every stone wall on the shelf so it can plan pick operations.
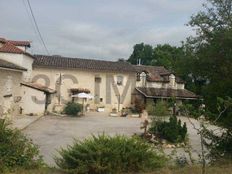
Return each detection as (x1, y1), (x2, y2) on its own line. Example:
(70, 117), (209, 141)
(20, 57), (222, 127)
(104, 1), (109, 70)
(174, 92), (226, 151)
(0, 69), (23, 118)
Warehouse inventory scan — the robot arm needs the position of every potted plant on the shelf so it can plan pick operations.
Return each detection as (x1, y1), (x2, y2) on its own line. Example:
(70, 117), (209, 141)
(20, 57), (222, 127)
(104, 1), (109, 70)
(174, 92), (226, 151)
(97, 106), (105, 112)
(130, 108), (140, 118)
(109, 108), (118, 117)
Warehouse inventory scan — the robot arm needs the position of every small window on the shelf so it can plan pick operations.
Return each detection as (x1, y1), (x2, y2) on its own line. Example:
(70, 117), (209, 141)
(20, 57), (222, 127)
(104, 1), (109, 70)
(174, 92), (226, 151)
(95, 77), (101, 83)
(140, 72), (146, 86)
(136, 73), (141, 81)
(117, 75), (123, 86)
(100, 98), (103, 102)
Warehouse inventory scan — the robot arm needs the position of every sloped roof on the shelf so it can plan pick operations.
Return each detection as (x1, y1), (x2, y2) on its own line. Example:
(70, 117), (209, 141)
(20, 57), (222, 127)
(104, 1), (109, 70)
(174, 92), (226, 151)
(21, 82), (56, 94)
(0, 42), (25, 54)
(33, 55), (136, 73)
(0, 37), (31, 47)
(0, 40), (35, 59)
(0, 59), (27, 71)
(134, 65), (185, 84)
(7, 40), (31, 47)
(136, 87), (199, 100)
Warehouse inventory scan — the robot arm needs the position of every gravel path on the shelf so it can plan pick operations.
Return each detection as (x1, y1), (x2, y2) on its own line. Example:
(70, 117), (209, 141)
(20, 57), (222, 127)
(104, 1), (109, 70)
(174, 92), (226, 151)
(23, 112), (143, 166)
(23, 113), (219, 166)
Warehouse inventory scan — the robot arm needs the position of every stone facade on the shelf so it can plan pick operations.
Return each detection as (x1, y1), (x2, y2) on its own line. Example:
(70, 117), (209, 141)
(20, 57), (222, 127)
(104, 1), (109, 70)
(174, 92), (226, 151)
(32, 67), (136, 112)
(0, 69), (23, 118)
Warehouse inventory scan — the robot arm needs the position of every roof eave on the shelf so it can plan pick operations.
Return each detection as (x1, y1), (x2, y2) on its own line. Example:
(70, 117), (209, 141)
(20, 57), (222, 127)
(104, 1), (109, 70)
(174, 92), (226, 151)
(135, 87), (200, 100)
(33, 64), (136, 73)
(20, 82), (56, 94)
(0, 66), (27, 72)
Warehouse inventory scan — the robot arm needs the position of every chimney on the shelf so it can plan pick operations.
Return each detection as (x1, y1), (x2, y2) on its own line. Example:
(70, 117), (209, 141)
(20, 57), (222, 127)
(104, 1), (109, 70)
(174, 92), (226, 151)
(169, 74), (176, 89)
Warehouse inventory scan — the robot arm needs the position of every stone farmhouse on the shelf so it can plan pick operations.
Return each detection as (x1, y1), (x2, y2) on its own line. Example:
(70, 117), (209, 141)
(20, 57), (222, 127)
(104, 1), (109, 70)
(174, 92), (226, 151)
(0, 37), (198, 118)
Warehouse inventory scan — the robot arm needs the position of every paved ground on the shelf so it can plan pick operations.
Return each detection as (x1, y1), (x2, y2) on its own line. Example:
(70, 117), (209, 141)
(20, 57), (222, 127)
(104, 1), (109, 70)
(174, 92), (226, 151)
(11, 115), (42, 130)
(23, 113), (218, 166)
(23, 112), (143, 166)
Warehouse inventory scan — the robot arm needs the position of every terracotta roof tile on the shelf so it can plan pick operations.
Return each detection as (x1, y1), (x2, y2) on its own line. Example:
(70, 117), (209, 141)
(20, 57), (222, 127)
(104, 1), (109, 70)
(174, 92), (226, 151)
(7, 40), (31, 47)
(136, 87), (199, 100)
(0, 42), (25, 54)
(0, 41), (35, 59)
(134, 65), (184, 84)
(0, 37), (30, 47)
(33, 55), (136, 73)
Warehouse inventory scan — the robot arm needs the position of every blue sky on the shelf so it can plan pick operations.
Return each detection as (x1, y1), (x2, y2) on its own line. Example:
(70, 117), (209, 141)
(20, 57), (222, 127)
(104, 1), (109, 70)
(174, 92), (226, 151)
(0, 0), (204, 60)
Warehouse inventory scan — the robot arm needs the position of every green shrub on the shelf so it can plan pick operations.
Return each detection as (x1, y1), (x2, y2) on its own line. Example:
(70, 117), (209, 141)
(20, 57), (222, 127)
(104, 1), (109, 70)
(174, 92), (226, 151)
(154, 101), (169, 116)
(0, 119), (44, 173)
(149, 116), (187, 143)
(146, 101), (169, 116)
(63, 102), (82, 116)
(55, 134), (166, 174)
(146, 102), (156, 115)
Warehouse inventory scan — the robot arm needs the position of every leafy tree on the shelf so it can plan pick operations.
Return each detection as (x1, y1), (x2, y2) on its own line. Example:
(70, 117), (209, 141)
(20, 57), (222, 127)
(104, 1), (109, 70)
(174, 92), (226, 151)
(152, 44), (185, 71)
(185, 0), (232, 120)
(128, 43), (185, 72)
(128, 43), (153, 65)
(128, 0), (232, 127)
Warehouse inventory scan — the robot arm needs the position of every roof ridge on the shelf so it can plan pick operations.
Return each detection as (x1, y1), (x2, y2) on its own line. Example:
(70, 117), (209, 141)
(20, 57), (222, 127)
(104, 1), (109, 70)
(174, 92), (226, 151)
(133, 65), (165, 68)
(8, 40), (31, 47)
(33, 54), (135, 72)
(34, 54), (129, 63)
(0, 37), (31, 47)
(0, 41), (35, 59)
(0, 41), (25, 54)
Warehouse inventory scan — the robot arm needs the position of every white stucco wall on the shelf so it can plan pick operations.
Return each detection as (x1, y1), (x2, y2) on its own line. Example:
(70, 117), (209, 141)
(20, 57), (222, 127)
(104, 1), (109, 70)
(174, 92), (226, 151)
(20, 86), (46, 115)
(32, 67), (136, 112)
(136, 73), (185, 90)
(0, 69), (23, 118)
(0, 53), (34, 82)
(16, 46), (26, 51)
(146, 82), (164, 88)
(177, 83), (185, 89)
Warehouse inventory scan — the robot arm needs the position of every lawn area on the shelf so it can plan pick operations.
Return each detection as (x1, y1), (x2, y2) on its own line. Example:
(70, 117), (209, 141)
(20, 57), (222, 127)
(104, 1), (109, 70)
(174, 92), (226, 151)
(6, 165), (232, 174)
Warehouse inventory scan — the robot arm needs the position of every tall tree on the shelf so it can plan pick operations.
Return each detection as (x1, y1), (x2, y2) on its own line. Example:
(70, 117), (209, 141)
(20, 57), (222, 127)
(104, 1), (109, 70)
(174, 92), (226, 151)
(128, 43), (153, 65)
(151, 44), (185, 71)
(185, 0), (232, 114)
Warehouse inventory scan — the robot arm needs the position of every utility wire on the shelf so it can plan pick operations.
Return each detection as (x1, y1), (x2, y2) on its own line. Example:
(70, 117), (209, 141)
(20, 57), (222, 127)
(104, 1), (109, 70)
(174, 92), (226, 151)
(26, 0), (50, 55)
(22, 0), (43, 51)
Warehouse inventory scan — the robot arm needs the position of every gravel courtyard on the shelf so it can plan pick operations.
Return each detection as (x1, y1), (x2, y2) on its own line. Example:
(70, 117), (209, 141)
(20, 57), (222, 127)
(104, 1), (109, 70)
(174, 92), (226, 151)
(23, 112), (217, 166)
(23, 112), (143, 166)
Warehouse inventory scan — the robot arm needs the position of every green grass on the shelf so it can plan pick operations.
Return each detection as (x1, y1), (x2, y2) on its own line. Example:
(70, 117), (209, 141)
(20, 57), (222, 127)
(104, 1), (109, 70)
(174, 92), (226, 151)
(151, 165), (232, 174)
(5, 168), (63, 174)
(5, 165), (232, 174)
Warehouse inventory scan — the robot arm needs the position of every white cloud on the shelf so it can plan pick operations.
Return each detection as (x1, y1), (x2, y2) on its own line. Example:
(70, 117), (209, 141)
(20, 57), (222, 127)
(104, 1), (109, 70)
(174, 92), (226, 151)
(0, 0), (204, 60)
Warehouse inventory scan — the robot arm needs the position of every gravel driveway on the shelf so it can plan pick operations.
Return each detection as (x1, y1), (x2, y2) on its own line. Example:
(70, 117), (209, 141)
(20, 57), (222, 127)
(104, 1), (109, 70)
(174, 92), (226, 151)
(23, 113), (218, 166)
(23, 112), (143, 166)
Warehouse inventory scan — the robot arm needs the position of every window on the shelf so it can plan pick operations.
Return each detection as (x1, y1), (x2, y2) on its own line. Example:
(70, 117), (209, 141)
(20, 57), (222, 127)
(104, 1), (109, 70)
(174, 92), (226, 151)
(140, 72), (146, 87)
(100, 98), (103, 102)
(136, 73), (141, 81)
(117, 75), (123, 86)
(95, 77), (101, 83)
